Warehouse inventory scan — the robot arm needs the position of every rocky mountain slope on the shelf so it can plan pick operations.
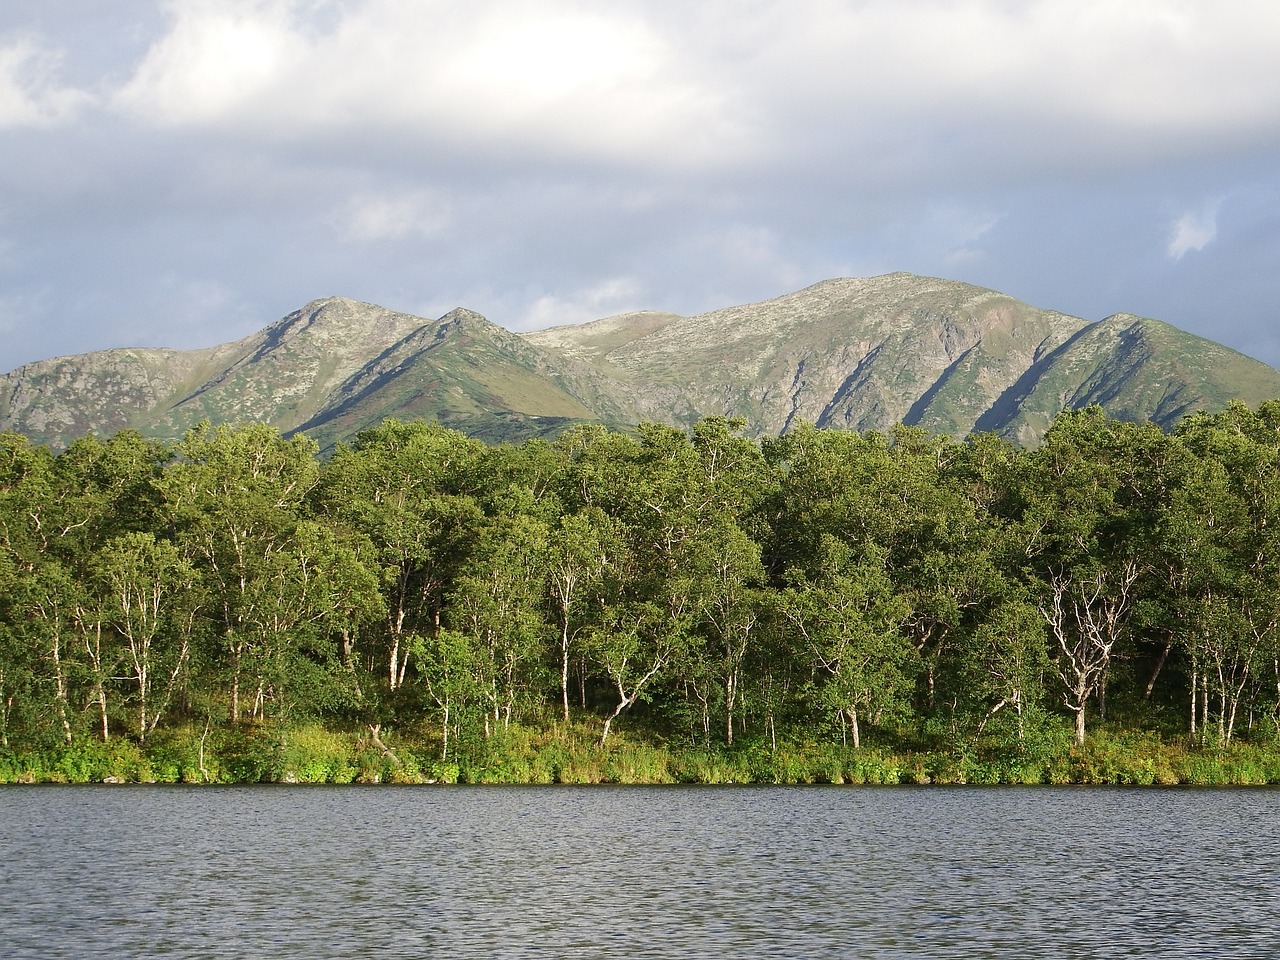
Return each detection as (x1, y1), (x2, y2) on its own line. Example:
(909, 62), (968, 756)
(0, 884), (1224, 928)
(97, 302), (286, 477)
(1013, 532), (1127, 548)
(3, 274), (1278, 450)
(526, 273), (1280, 445)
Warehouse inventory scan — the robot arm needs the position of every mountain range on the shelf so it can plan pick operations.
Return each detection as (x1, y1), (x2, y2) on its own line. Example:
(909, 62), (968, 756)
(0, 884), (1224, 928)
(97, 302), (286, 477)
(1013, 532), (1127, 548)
(4, 273), (1278, 451)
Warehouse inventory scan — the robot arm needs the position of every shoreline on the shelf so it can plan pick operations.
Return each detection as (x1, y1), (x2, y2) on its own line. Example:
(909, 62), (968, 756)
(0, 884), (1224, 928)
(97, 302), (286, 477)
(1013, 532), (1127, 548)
(6, 724), (1280, 787)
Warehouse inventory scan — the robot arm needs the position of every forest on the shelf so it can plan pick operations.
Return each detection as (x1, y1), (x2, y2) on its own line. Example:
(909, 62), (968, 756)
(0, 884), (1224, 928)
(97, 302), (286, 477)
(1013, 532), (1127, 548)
(4, 402), (1280, 786)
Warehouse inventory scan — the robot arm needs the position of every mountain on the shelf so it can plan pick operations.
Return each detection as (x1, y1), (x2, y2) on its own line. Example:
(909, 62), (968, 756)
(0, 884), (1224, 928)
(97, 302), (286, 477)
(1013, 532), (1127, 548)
(0, 298), (621, 451)
(525, 273), (1280, 444)
(3, 274), (1278, 451)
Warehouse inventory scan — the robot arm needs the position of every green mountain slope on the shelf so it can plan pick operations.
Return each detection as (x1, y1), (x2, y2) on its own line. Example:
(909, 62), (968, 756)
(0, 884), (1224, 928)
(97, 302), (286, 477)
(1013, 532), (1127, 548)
(291, 307), (627, 451)
(974, 313), (1280, 445)
(528, 274), (1280, 443)
(3, 275), (1278, 450)
(0, 297), (427, 447)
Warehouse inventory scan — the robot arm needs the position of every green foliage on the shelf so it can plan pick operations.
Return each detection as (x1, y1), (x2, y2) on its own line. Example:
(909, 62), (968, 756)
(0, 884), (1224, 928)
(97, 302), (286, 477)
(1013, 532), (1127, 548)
(6, 406), (1280, 784)
(216, 727), (283, 783)
(0, 739), (153, 783)
(276, 726), (358, 783)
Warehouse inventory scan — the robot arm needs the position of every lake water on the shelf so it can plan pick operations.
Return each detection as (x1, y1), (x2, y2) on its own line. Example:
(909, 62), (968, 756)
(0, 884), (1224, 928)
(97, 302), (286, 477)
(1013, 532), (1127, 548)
(2, 785), (1277, 958)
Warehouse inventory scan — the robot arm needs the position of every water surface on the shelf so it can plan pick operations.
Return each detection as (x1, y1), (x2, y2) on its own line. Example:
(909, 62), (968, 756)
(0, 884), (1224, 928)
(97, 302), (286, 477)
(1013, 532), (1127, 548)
(2, 785), (1276, 958)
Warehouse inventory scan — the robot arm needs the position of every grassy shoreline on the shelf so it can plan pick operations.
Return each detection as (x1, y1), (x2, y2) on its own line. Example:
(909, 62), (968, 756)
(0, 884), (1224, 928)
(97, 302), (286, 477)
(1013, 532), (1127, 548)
(5, 722), (1280, 787)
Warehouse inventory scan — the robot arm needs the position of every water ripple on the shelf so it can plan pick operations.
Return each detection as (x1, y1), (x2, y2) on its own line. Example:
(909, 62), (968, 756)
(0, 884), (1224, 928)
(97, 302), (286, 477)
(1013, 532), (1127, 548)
(2, 785), (1278, 958)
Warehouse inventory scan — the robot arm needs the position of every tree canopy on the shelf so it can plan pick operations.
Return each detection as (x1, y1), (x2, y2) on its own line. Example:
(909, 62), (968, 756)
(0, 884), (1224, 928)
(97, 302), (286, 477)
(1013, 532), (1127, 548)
(5, 405), (1280, 777)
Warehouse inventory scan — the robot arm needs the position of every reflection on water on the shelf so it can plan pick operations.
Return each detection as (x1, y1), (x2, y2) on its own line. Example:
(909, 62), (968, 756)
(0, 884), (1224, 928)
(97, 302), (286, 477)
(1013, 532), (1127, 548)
(2, 785), (1277, 958)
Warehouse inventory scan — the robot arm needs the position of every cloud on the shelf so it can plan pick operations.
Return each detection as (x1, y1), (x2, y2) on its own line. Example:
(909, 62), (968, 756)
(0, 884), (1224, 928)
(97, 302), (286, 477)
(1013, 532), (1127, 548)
(335, 190), (451, 243)
(0, 36), (91, 127)
(925, 203), (1002, 267)
(98, 0), (1280, 190)
(0, 290), (36, 339)
(111, 0), (302, 125)
(111, 0), (741, 168)
(737, 0), (1280, 128)
(3, 0), (1280, 377)
(517, 277), (647, 330)
(1167, 201), (1222, 259)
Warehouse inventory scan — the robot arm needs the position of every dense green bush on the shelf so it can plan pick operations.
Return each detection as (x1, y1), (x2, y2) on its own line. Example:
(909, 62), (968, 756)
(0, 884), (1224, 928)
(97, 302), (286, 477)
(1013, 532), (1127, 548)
(6, 406), (1280, 783)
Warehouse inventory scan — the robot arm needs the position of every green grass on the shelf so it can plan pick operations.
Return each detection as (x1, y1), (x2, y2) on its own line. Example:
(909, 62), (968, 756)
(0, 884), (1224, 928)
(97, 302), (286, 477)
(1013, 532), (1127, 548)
(6, 721), (1280, 786)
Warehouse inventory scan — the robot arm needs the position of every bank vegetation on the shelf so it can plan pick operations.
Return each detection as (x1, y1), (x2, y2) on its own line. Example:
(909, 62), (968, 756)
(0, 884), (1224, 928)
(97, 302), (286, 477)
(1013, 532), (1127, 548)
(5, 403), (1280, 785)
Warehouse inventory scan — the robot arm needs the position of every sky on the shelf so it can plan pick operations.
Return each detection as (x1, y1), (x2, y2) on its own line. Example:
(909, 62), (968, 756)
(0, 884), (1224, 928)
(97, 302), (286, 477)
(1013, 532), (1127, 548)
(2, 0), (1279, 375)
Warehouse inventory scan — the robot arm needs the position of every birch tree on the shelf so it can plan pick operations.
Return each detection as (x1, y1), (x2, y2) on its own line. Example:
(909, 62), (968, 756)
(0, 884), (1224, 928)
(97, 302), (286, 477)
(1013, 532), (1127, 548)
(778, 538), (913, 748)
(317, 419), (482, 692)
(95, 533), (201, 740)
(162, 422), (320, 722)
(545, 508), (616, 722)
(1019, 409), (1170, 743)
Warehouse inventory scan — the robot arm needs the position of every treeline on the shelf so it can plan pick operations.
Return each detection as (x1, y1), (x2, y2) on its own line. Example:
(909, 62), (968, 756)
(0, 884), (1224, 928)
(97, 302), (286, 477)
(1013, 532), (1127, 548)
(4, 403), (1280, 781)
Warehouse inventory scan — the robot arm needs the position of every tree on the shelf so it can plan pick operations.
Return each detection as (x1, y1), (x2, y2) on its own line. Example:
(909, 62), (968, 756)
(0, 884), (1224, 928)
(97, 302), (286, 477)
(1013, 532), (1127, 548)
(1165, 403), (1280, 743)
(446, 501), (551, 736)
(956, 594), (1049, 745)
(589, 600), (683, 746)
(778, 538), (914, 748)
(1040, 558), (1140, 744)
(162, 422), (321, 722)
(691, 520), (767, 745)
(544, 508), (617, 723)
(1016, 409), (1172, 743)
(622, 420), (772, 743)
(306, 519), (385, 667)
(23, 563), (82, 744)
(552, 423), (640, 512)
(316, 419), (483, 692)
(415, 626), (478, 759)
(53, 431), (170, 540)
(0, 434), (78, 744)
(94, 533), (201, 740)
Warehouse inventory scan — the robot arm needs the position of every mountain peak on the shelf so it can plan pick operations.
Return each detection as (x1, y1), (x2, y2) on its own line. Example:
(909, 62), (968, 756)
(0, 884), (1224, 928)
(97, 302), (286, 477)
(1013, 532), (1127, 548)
(438, 307), (492, 327)
(265, 297), (426, 346)
(2, 277), (1277, 451)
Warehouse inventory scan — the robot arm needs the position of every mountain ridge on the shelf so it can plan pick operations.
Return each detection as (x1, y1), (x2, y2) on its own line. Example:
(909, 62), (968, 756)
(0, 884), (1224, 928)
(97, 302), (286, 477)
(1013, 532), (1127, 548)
(4, 274), (1278, 451)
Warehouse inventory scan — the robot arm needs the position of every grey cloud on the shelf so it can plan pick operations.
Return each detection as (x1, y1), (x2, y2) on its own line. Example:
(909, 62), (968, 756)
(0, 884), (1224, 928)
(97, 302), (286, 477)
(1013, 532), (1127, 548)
(1, 0), (1278, 377)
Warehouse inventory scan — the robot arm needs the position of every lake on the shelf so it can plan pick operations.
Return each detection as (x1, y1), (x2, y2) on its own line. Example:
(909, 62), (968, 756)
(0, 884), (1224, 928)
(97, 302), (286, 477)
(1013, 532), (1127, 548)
(2, 785), (1277, 958)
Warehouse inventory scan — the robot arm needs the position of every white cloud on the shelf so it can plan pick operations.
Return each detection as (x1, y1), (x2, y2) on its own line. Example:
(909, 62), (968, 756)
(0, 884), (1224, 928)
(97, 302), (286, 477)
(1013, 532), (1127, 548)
(336, 191), (450, 242)
(0, 37), (91, 128)
(730, 0), (1280, 125)
(100, 0), (1280, 182)
(112, 0), (303, 124)
(0, 291), (28, 339)
(927, 203), (1002, 266)
(4, 0), (1280, 374)
(111, 0), (742, 167)
(658, 0), (1280, 183)
(1167, 202), (1221, 259)
(145, 275), (262, 348)
(518, 277), (646, 330)
(943, 247), (991, 270)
